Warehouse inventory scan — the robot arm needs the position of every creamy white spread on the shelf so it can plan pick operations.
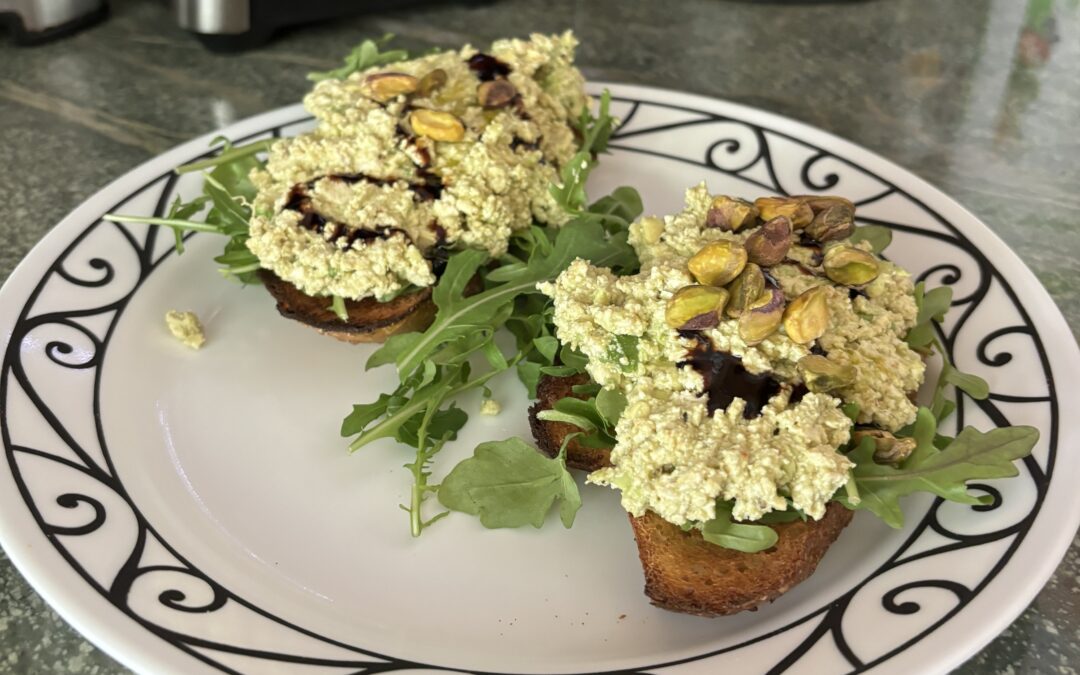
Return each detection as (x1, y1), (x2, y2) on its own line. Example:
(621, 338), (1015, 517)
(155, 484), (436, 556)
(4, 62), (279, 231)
(540, 184), (926, 525)
(165, 310), (206, 350)
(247, 32), (587, 301)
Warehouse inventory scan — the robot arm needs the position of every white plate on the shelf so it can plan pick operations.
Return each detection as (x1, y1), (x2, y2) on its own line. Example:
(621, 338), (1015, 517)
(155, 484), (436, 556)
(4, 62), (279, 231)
(1, 83), (1077, 675)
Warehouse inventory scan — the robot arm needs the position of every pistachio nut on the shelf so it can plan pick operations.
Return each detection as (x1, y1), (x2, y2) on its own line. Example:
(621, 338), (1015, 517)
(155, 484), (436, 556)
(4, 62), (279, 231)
(639, 216), (665, 244)
(416, 68), (448, 97)
(823, 245), (880, 286)
(726, 263), (766, 318)
(745, 216), (792, 266)
(738, 285), (785, 344)
(852, 429), (917, 466)
(783, 286), (830, 344)
(366, 72), (419, 101)
(792, 195), (855, 215)
(410, 109), (466, 142)
(477, 79), (517, 108)
(797, 355), (855, 392)
(705, 196), (759, 232)
(687, 240), (748, 287)
(665, 285), (730, 331)
(804, 203), (855, 242)
(754, 196), (814, 228)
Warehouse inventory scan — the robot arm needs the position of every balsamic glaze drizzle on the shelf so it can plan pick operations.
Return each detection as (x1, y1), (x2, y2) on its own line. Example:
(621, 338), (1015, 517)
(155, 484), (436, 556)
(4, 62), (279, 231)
(678, 332), (785, 419)
(466, 53), (512, 81)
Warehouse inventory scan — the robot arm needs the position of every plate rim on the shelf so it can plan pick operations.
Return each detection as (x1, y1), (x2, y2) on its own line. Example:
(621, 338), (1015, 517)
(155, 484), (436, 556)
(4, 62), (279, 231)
(0, 81), (1077, 675)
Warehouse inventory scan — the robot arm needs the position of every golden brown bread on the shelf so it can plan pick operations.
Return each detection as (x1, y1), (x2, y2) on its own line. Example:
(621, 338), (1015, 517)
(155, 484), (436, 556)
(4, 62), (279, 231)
(628, 503), (852, 616)
(529, 372), (855, 616)
(528, 372), (612, 471)
(260, 270), (438, 344)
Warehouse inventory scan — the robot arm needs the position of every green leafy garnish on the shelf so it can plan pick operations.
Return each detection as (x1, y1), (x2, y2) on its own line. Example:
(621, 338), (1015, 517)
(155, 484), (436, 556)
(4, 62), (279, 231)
(550, 91), (619, 214)
(174, 138), (275, 176)
(905, 282), (991, 419)
(849, 224), (893, 254)
(107, 137), (268, 284)
(438, 436), (581, 529)
(163, 193), (208, 255)
(344, 92), (637, 536)
(330, 296), (348, 322)
(608, 334), (640, 372)
(841, 402), (861, 423)
(345, 214), (636, 535)
(905, 281), (953, 349)
(307, 34), (409, 82)
(840, 407), (1038, 528)
(700, 501), (779, 553)
(536, 383), (625, 449)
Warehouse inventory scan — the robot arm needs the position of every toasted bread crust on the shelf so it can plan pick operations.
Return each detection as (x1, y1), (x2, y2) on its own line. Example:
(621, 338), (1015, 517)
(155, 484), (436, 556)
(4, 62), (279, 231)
(529, 372), (855, 616)
(629, 503), (852, 616)
(260, 270), (437, 344)
(528, 372), (612, 471)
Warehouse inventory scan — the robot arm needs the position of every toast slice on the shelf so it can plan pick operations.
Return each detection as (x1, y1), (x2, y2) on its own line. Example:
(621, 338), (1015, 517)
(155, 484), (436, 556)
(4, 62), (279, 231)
(529, 372), (855, 616)
(528, 372), (612, 471)
(260, 270), (439, 344)
(628, 503), (852, 616)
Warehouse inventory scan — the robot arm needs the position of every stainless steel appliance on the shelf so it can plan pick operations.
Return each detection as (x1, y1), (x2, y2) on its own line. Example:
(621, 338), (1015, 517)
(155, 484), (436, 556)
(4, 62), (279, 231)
(173, 0), (463, 51)
(0, 0), (107, 44)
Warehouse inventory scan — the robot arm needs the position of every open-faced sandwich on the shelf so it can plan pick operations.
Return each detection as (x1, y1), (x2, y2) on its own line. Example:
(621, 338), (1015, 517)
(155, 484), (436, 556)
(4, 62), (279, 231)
(525, 186), (1038, 616)
(124, 31), (1038, 618)
(112, 32), (589, 343)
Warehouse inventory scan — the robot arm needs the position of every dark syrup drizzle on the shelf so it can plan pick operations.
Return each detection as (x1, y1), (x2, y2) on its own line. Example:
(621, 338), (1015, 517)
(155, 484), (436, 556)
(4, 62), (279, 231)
(282, 173), (445, 246)
(466, 53), (512, 81)
(678, 332), (785, 419)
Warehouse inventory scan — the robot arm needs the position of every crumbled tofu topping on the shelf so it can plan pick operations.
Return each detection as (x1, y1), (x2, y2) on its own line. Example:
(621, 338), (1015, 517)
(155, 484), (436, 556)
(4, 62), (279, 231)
(165, 310), (206, 350)
(541, 184), (928, 525)
(248, 32), (587, 301)
(591, 390), (853, 523)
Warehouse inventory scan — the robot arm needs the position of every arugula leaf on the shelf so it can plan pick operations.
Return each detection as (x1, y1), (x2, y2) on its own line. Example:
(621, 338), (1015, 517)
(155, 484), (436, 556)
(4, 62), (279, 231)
(906, 282), (952, 349)
(700, 501), (778, 553)
(587, 186), (644, 234)
(943, 366), (990, 400)
(164, 194), (208, 255)
(107, 137), (268, 284)
(341, 394), (393, 437)
(595, 387), (627, 428)
(842, 409), (1038, 528)
(904, 282), (991, 412)
(849, 224), (893, 254)
(307, 34), (409, 82)
(608, 334), (640, 372)
(535, 381), (625, 450)
(438, 437), (581, 529)
(369, 219), (636, 381)
(550, 91), (619, 213)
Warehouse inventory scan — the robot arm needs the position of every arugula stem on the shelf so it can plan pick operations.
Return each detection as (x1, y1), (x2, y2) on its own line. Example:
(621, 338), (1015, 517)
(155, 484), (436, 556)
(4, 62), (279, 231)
(221, 262), (262, 275)
(106, 215), (221, 233)
(176, 140), (276, 174)
(410, 479), (425, 536)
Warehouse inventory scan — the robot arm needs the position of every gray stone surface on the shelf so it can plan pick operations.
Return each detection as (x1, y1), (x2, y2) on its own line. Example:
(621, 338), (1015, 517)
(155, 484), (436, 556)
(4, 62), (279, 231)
(1, 0), (1077, 672)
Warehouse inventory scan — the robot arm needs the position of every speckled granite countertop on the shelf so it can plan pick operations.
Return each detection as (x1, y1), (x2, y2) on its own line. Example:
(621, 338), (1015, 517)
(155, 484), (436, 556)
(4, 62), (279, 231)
(1, 0), (1078, 672)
